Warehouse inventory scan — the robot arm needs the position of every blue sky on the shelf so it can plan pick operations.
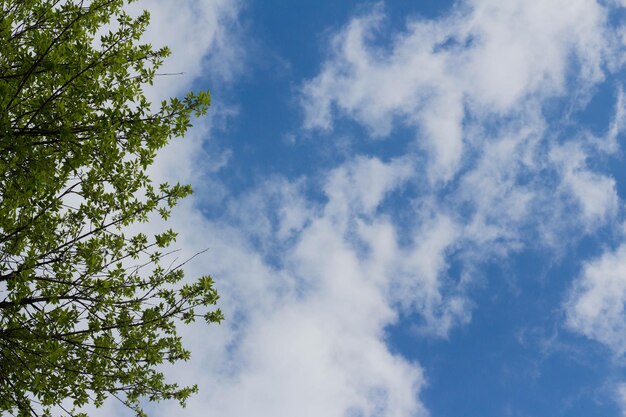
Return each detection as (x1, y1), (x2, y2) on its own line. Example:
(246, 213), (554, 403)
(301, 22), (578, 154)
(105, 1), (626, 416)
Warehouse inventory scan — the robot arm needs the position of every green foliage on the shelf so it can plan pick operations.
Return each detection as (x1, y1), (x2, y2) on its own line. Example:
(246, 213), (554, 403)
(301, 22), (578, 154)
(0, 1), (221, 416)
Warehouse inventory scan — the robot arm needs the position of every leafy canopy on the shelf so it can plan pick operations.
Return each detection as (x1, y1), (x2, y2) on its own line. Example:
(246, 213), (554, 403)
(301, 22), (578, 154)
(0, 0), (221, 416)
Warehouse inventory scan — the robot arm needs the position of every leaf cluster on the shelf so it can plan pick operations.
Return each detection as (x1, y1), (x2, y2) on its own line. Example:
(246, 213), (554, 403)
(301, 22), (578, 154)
(0, 1), (220, 416)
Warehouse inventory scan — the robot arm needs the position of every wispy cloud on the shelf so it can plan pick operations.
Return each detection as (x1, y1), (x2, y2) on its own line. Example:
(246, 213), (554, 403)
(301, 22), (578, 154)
(301, 0), (611, 181)
(566, 242), (626, 356)
(129, 0), (245, 98)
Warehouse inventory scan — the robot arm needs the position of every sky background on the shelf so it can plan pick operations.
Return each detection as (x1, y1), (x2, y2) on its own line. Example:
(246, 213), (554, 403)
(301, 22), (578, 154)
(101, 0), (626, 416)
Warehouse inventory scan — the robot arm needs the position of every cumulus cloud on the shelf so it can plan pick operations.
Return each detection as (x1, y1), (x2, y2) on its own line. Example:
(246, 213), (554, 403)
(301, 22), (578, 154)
(300, 0), (626, 258)
(143, 157), (435, 417)
(565, 244), (626, 355)
(301, 0), (609, 182)
(116, 27), (442, 410)
(98, 0), (626, 416)
(123, 0), (244, 191)
(128, 0), (244, 99)
(299, 1), (626, 409)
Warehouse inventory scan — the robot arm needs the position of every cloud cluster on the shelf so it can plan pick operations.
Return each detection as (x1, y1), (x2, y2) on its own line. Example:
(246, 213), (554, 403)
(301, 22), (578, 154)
(302, 0), (613, 180)
(566, 244), (626, 355)
(566, 240), (626, 415)
(128, 0), (244, 98)
(298, 0), (626, 409)
(102, 0), (626, 416)
(154, 157), (446, 417)
(300, 0), (624, 296)
(103, 1), (433, 416)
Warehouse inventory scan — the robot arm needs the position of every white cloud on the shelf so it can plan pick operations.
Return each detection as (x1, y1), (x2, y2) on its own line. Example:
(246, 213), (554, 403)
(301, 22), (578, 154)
(128, 0), (244, 100)
(550, 142), (618, 226)
(323, 156), (414, 217)
(142, 157), (435, 417)
(301, 0), (609, 182)
(99, 0), (626, 416)
(298, 1), (626, 409)
(566, 244), (626, 355)
(390, 213), (469, 336)
(606, 85), (626, 152)
(617, 382), (626, 416)
(456, 114), (545, 248)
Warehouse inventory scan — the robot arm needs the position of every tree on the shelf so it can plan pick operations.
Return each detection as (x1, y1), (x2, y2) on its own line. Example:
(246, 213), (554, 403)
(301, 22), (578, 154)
(0, 1), (222, 416)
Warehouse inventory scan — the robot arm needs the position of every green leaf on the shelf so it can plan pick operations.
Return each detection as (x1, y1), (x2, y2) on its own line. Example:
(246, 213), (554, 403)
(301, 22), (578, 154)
(0, 1), (220, 416)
